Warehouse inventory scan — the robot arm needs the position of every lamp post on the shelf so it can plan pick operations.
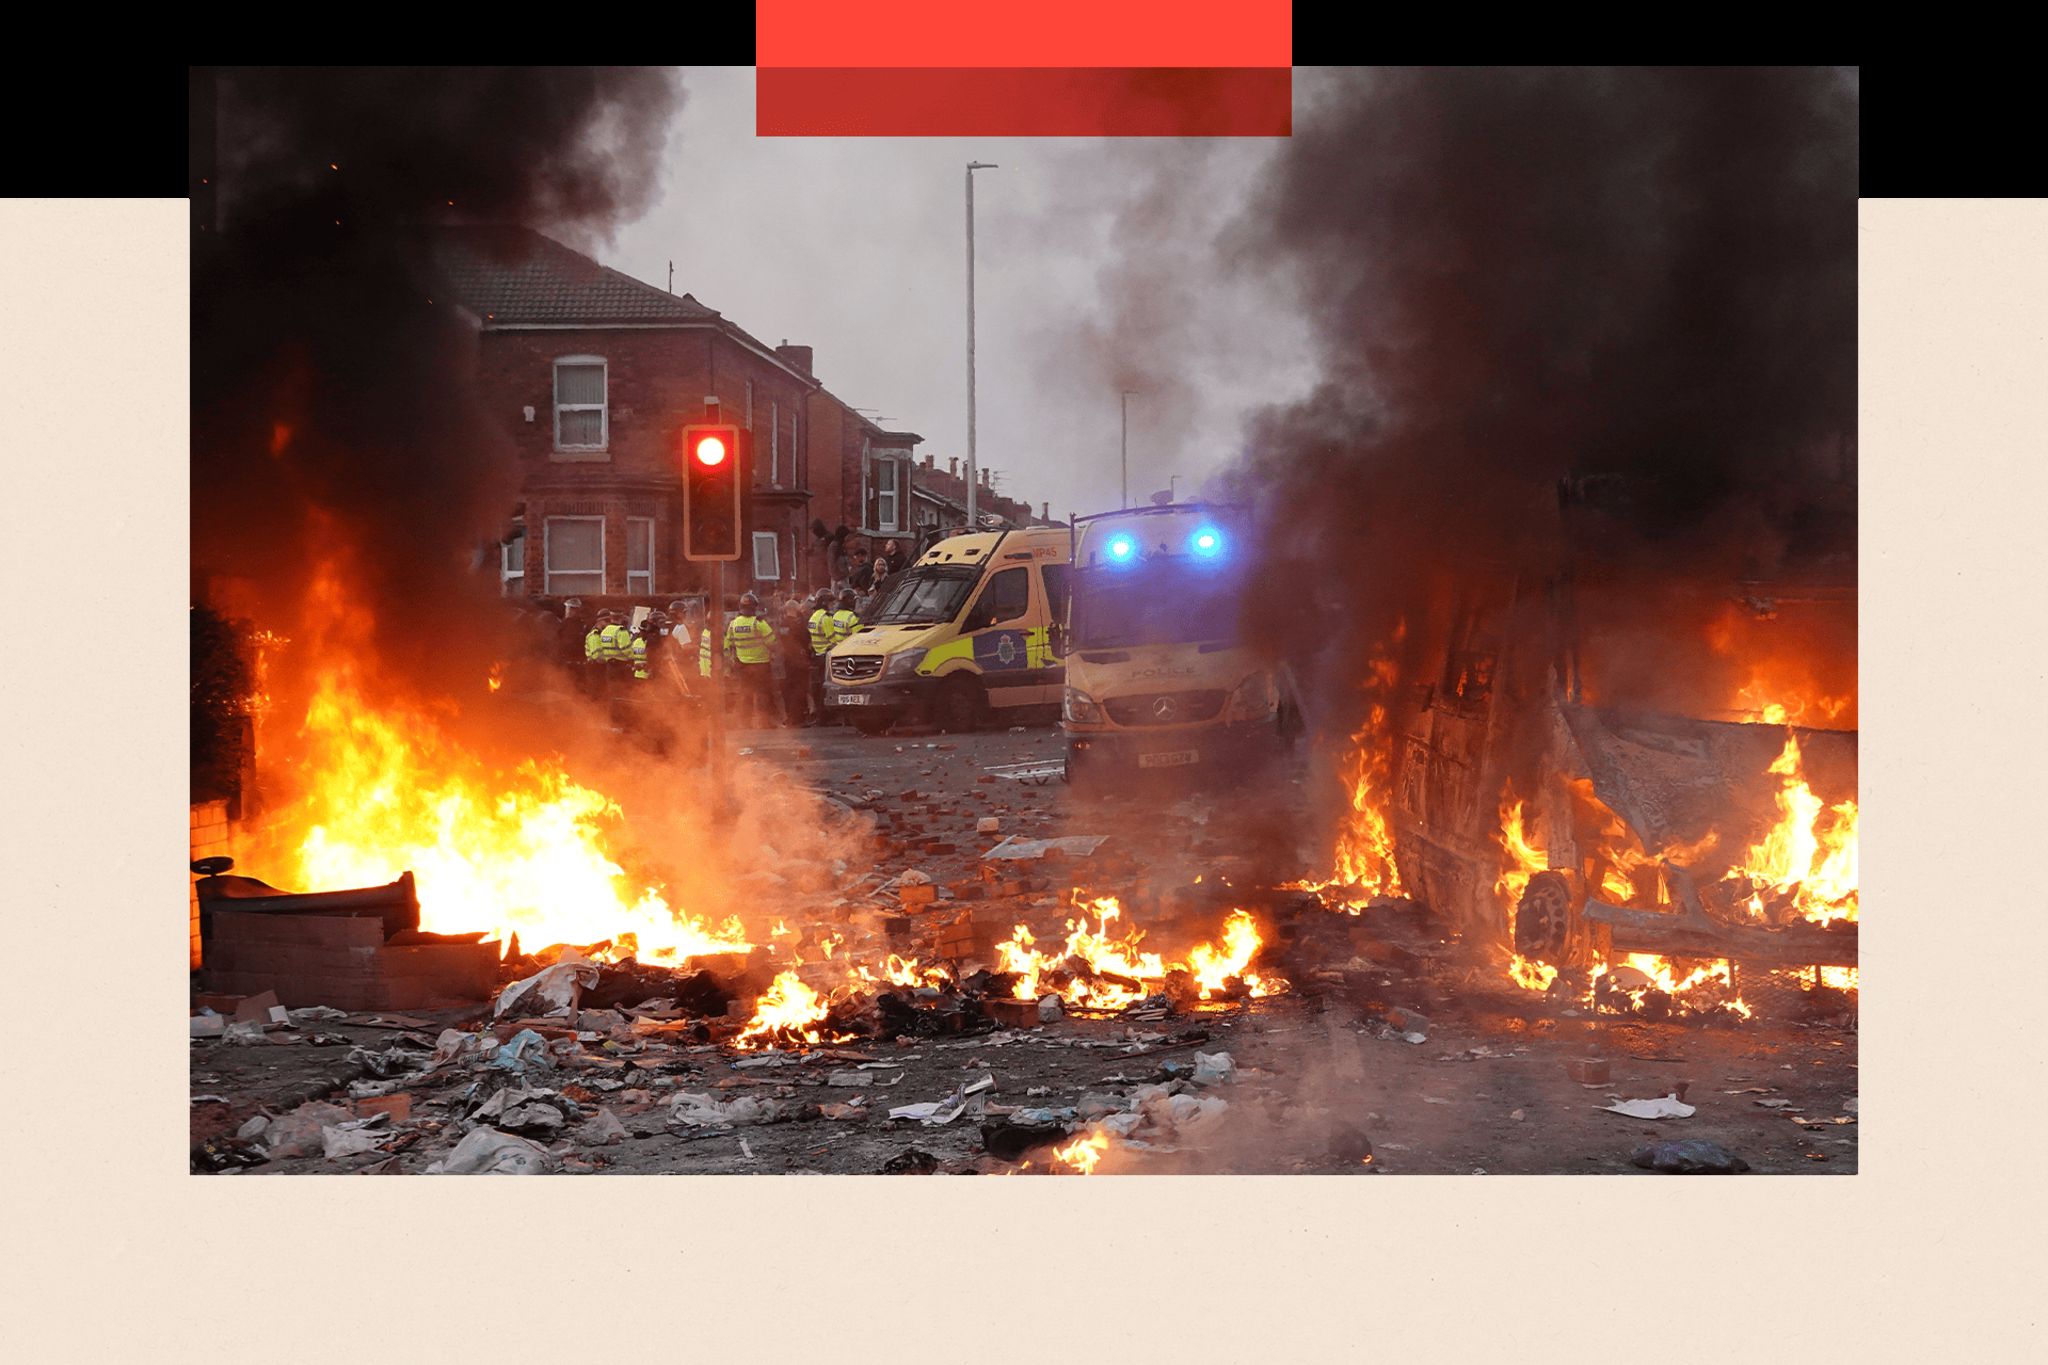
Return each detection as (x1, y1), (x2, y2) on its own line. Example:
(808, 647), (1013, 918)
(966, 161), (996, 527)
(1120, 389), (1140, 509)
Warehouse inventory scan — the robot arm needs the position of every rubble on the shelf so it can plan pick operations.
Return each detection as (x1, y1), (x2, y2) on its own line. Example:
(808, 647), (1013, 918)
(428, 1127), (558, 1175)
(1630, 1140), (1751, 1174)
(260, 1101), (356, 1159)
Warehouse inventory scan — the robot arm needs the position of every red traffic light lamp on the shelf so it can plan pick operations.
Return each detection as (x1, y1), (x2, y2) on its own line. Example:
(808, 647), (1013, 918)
(681, 422), (743, 562)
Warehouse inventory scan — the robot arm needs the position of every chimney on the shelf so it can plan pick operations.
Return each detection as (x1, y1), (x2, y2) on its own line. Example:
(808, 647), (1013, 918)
(949, 458), (959, 478)
(774, 341), (814, 376)
(1041, 501), (1049, 522)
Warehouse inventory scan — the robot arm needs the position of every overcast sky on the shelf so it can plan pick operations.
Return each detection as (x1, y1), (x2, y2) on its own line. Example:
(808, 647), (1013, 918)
(598, 66), (1318, 519)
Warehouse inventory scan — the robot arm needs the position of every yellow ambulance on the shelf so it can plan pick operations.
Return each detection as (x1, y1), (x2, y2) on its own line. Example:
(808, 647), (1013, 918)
(824, 527), (1071, 734)
(1058, 503), (1298, 783)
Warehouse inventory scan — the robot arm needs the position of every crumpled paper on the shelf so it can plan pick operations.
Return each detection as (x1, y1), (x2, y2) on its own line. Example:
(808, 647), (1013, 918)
(1602, 1094), (1697, 1120)
(473, 1085), (576, 1136)
(321, 1114), (392, 1160)
(669, 1091), (775, 1127)
(494, 949), (601, 1018)
(427, 1126), (558, 1175)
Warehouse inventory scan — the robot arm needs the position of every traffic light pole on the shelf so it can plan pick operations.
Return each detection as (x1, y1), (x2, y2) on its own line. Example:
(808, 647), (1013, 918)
(709, 561), (727, 806)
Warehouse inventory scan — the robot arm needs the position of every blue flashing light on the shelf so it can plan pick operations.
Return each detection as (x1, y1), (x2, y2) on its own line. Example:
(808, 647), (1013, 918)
(1105, 533), (1137, 563)
(1189, 526), (1224, 558)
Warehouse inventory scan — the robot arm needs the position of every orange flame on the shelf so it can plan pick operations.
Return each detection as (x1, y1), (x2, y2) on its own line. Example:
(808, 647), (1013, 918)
(1052, 1130), (1110, 1175)
(1494, 793), (1548, 912)
(734, 970), (833, 1049)
(1324, 703), (1405, 902)
(851, 954), (953, 991)
(247, 561), (752, 966)
(994, 897), (1287, 1010)
(1727, 731), (1858, 924)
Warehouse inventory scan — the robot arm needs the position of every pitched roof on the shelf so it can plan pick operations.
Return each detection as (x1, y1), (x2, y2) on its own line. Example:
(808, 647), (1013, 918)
(432, 224), (720, 326)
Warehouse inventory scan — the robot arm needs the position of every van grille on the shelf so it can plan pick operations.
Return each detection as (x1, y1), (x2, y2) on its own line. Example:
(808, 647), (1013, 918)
(1104, 689), (1226, 727)
(831, 655), (883, 683)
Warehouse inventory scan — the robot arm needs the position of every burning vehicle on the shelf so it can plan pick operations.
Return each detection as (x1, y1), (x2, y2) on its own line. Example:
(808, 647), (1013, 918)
(1307, 474), (1858, 1019)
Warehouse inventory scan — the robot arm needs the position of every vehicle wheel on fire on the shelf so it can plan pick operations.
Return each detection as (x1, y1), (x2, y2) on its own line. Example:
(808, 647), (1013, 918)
(1514, 869), (1577, 962)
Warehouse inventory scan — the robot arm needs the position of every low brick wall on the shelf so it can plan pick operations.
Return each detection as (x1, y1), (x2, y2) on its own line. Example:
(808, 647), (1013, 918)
(204, 910), (499, 1010)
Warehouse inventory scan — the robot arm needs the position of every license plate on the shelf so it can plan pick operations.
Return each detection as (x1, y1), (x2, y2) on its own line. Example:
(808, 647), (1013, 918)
(1139, 749), (1199, 769)
(835, 693), (870, 706)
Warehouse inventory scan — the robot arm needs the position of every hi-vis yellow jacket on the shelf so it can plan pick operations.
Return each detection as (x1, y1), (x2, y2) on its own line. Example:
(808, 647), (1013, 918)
(725, 614), (774, 665)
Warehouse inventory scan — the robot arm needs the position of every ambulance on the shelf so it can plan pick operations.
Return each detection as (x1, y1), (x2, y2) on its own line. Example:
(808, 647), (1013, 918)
(1057, 503), (1298, 784)
(824, 526), (1071, 734)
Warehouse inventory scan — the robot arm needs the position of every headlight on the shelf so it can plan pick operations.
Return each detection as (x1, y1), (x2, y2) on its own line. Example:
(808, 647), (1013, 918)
(1063, 688), (1105, 724)
(1224, 672), (1277, 724)
(883, 648), (927, 678)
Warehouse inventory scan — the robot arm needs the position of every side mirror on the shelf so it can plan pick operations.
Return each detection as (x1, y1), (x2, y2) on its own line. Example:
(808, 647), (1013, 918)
(1048, 623), (1066, 657)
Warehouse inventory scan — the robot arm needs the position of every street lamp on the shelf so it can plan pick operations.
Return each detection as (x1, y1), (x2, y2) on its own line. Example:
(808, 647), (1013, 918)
(966, 161), (996, 528)
(1120, 389), (1140, 510)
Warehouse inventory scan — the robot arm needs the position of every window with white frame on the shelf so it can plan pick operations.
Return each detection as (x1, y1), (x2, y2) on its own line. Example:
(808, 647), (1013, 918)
(876, 455), (900, 532)
(751, 531), (781, 582)
(500, 531), (525, 596)
(544, 516), (605, 596)
(553, 358), (607, 450)
(627, 517), (654, 596)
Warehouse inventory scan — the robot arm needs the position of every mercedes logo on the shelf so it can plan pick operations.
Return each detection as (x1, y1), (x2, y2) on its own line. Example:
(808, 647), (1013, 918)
(1151, 696), (1176, 720)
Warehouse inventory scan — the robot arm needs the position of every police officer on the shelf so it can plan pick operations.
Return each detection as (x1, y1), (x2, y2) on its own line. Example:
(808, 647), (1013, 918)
(630, 616), (653, 681)
(806, 590), (836, 717)
(725, 592), (776, 726)
(831, 590), (861, 646)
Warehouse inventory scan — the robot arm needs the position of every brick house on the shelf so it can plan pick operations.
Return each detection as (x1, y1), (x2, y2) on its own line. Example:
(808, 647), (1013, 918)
(434, 226), (917, 602)
(907, 454), (1053, 544)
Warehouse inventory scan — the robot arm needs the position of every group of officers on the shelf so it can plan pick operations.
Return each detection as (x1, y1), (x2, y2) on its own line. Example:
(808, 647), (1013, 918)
(572, 587), (861, 728)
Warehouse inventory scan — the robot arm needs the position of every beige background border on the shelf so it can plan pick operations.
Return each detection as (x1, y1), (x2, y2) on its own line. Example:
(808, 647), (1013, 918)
(1, 196), (2041, 1360)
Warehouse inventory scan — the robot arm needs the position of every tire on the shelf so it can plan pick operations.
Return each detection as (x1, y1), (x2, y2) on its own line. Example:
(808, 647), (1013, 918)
(932, 677), (983, 734)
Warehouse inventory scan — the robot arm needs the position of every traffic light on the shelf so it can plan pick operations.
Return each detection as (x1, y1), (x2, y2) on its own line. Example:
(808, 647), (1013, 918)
(682, 422), (743, 561)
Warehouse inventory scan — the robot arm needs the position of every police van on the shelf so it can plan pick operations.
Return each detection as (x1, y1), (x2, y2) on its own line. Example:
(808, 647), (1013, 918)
(1058, 503), (1298, 783)
(824, 527), (1071, 734)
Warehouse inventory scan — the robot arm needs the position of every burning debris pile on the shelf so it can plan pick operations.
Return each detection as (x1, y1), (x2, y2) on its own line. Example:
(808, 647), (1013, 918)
(190, 871), (1297, 1175)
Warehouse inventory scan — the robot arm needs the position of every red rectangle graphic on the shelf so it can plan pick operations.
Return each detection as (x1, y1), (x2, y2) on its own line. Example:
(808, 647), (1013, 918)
(756, 67), (1292, 137)
(756, 0), (1293, 69)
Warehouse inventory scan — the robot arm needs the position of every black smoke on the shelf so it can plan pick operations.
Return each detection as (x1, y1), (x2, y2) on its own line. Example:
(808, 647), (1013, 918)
(191, 67), (682, 691)
(1216, 67), (1859, 731)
